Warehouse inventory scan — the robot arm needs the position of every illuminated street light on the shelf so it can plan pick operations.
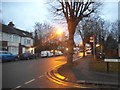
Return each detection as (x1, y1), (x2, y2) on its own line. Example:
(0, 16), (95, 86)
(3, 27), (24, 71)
(56, 29), (63, 35)
(51, 50), (54, 52)
(90, 36), (94, 42)
(96, 44), (100, 47)
(80, 41), (83, 46)
(66, 48), (68, 51)
(28, 47), (35, 54)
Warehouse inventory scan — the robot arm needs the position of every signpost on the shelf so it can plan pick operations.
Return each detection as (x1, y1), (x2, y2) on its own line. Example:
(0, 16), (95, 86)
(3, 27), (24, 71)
(104, 59), (120, 73)
(90, 35), (95, 60)
(118, 43), (120, 57)
(104, 59), (120, 62)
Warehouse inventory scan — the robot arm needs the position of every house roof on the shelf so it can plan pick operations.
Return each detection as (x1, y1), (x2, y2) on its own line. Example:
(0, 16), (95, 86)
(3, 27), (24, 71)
(1, 23), (33, 38)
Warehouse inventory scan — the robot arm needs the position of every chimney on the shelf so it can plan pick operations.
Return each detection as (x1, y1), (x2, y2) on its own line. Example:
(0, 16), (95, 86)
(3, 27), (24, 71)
(8, 22), (14, 27)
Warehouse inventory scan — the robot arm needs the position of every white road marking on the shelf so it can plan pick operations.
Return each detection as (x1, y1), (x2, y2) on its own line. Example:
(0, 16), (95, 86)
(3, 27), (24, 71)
(73, 56), (82, 62)
(73, 58), (80, 61)
(38, 75), (44, 78)
(24, 79), (35, 84)
(11, 85), (21, 90)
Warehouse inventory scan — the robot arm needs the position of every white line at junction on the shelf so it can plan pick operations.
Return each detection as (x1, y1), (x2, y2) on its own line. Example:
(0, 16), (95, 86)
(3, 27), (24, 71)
(38, 75), (44, 78)
(11, 85), (21, 90)
(24, 79), (35, 84)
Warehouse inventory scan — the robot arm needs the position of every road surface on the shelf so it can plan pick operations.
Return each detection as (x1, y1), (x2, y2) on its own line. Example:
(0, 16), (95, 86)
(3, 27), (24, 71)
(2, 56), (69, 89)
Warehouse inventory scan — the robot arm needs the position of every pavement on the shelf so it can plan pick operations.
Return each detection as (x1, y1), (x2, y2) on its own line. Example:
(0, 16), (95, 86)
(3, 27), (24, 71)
(47, 55), (120, 89)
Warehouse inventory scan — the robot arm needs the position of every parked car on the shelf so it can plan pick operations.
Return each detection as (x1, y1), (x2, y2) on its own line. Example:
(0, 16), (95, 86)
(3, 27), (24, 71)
(18, 52), (36, 60)
(85, 50), (92, 55)
(0, 51), (18, 62)
(41, 51), (53, 58)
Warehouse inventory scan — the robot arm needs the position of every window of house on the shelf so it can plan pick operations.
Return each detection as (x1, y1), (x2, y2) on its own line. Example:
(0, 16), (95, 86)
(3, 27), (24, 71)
(9, 35), (19, 43)
(23, 38), (31, 45)
(9, 35), (13, 42)
(8, 47), (18, 55)
(13, 35), (19, 43)
(24, 38), (26, 44)
(27, 39), (31, 44)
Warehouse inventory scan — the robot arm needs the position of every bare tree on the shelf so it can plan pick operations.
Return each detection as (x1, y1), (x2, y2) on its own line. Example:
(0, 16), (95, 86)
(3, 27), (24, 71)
(110, 21), (119, 42)
(76, 18), (92, 56)
(33, 22), (53, 53)
(76, 16), (110, 56)
(104, 20), (119, 58)
(50, 0), (101, 64)
(76, 16), (99, 57)
(34, 22), (66, 53)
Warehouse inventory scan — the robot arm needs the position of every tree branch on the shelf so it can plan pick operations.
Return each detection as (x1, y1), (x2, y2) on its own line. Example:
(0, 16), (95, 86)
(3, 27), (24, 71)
(76, 2), (82, 17)
(83, 9), (94, 17)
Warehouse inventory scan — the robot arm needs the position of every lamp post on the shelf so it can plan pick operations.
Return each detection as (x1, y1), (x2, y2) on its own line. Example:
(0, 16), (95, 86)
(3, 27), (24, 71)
(56, 29), (64, 50)
(118, 43), (120, 58)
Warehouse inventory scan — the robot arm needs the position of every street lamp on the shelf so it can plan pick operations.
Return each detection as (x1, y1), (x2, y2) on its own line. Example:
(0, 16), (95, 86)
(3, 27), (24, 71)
(66, 48), (68, 51)
(56, 28), (64, 50)
(90, 35), (96, 60)
(56, 29), (63, 35)
(96, 44), (100, 47)
(80, 41), (83, 46)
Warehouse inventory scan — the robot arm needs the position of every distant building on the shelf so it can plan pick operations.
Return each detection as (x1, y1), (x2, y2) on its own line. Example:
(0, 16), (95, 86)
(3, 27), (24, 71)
(0, 22), (35, 55)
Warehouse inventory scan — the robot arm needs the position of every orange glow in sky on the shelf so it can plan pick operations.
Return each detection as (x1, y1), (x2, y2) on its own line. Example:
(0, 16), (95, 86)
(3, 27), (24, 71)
(56, 26), (64, 35)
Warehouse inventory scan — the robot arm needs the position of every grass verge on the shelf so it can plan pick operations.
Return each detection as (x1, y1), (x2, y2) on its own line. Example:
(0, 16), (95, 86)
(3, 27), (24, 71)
(89, 60), (120, 73)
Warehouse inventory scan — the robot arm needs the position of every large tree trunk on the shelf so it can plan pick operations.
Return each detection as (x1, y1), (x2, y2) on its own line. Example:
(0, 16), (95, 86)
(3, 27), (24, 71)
(67, 22), (76, 65)
(67, 34), (74, 64)
(83, 39), (86, 57)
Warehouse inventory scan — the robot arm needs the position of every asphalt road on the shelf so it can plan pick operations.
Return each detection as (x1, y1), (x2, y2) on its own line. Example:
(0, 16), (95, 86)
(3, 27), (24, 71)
(2, 56), (69, 89)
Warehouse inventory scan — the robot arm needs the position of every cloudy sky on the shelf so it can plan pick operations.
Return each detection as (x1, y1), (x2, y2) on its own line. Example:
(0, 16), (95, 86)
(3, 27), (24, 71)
(1, 1), (51, 32)
(0, 0), (119, 44)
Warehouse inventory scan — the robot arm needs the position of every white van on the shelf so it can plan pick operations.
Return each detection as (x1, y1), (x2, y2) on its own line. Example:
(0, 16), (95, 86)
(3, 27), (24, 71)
(41, 51), (52, 57)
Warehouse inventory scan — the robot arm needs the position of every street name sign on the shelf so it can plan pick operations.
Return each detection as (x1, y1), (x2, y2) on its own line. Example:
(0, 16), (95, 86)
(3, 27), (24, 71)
(104, 59), (120, 62)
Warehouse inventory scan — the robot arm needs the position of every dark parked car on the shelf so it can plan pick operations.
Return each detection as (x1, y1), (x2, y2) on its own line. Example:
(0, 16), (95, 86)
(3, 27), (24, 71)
(18, 52), (36, 60)
(0, 51), (18, 62)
